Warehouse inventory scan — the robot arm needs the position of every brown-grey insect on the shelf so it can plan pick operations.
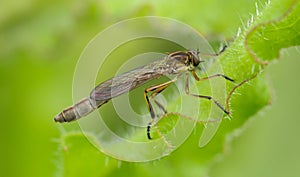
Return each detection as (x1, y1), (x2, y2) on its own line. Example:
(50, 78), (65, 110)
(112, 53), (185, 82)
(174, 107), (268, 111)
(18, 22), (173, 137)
(54, 48), (234, 139)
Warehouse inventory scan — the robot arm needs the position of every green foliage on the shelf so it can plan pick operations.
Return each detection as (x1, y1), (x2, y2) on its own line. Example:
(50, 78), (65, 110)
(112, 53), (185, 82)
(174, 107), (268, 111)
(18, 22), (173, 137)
(56, 0), (300, 177)
(246, 0), (300, 62)
(59, 132), (119, 177)
(1, 0), (299, 177)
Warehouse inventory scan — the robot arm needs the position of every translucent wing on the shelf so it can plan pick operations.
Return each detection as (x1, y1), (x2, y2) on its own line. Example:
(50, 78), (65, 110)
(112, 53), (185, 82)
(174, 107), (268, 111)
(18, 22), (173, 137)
(90, 54), (189, 103)
(90, 63), (163, 102)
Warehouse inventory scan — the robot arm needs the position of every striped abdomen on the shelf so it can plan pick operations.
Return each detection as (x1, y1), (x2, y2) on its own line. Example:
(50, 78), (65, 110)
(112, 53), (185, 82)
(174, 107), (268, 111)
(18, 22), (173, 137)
(54, 97), (107, 122)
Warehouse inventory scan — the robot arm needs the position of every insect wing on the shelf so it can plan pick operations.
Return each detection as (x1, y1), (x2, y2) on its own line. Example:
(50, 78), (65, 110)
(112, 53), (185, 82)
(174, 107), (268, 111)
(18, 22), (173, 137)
(90, 66), (162, 102)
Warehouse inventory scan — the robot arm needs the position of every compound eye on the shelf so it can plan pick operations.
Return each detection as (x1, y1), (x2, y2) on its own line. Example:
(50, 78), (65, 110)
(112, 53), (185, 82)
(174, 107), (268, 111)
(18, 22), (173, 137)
(192, 56), (200, 66)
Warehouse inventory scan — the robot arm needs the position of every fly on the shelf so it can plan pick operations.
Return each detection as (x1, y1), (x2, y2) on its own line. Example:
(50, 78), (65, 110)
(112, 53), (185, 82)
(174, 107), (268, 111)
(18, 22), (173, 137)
(54, 47), (234, 139)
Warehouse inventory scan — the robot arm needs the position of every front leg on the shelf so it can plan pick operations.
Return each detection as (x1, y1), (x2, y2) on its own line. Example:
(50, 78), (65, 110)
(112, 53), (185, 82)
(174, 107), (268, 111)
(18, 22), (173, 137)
(185, 73), (231, 115)
(144, 78), (177, 140)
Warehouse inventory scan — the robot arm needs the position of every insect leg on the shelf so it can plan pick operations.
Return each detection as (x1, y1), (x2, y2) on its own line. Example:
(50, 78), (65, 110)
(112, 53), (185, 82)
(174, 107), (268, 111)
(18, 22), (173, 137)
(144, 78), (177, 139)
(199, 73), (234, 82)
(150, 84), (171, 114)
(200, 45), (227, 57)
(216, 45), (227, 56)
(185, 73), (230, 115)
(191, 70), (234, 83)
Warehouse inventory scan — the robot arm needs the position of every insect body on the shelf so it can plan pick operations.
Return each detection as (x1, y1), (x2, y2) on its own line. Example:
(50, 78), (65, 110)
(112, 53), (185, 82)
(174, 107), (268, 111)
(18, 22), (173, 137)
(54, 49), (234, 139)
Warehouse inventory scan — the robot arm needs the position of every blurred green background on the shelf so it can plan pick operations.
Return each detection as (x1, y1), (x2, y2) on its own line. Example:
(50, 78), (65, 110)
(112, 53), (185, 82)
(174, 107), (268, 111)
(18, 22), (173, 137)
(0, 0), (299, 177)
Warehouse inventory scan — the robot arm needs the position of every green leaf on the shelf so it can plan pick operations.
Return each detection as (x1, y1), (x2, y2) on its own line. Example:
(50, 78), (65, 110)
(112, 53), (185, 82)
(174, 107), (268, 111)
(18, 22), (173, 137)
(56, 0), (300, 176)
(157, 0), (300, 151)
(58, 132), (119, 177)
(246, 0), (300, 63)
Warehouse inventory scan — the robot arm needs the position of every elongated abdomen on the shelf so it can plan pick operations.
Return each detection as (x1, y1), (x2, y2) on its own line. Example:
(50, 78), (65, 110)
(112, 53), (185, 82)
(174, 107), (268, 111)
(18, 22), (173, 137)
(54, 60), (166, 123)
(54, 97), (107, 123)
